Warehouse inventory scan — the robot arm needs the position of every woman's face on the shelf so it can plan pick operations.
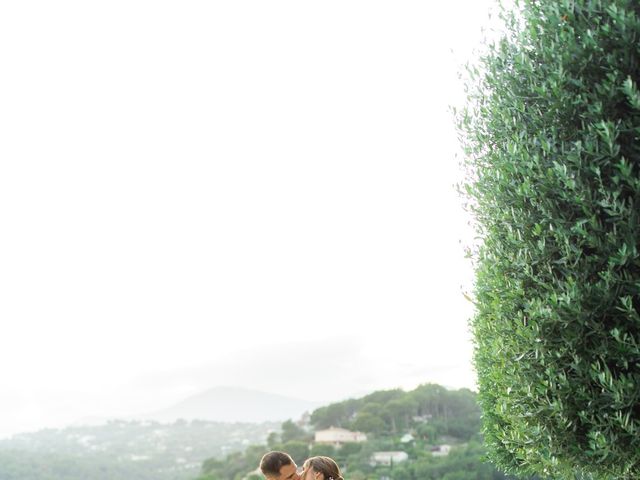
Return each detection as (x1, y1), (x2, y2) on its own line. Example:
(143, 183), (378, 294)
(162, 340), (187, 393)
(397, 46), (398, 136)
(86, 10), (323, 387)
(301, 462), (322, 480)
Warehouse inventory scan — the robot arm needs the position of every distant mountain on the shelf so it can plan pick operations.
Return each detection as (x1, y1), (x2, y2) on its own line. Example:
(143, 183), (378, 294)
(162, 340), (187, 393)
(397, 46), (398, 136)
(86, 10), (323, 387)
(142, 386), (320, 423)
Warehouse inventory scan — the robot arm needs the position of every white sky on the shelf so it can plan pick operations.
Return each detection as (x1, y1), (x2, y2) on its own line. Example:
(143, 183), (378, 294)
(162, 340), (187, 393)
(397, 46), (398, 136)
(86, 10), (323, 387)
(0, 0), (499, 438)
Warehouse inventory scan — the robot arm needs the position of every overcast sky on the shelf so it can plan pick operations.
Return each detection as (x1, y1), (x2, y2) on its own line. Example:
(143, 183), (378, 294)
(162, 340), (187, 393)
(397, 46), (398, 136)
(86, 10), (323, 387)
(1, 0), (499, 438)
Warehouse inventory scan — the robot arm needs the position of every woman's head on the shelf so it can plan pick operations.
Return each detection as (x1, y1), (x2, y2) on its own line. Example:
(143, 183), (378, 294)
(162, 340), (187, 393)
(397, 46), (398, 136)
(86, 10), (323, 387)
(302, 456), (343, 480)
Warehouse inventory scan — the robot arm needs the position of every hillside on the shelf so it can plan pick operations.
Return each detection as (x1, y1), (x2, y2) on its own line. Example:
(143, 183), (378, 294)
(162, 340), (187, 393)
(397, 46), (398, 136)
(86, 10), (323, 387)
(0, 384), (520, 480)
(0, 386), (320, 480)
(197, 383), (525, 480)
(0, 419), (279, 480)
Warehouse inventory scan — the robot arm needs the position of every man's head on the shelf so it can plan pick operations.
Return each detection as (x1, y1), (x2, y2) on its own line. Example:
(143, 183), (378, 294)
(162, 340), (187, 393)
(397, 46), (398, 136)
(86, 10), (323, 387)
(259, 451), (300, 480)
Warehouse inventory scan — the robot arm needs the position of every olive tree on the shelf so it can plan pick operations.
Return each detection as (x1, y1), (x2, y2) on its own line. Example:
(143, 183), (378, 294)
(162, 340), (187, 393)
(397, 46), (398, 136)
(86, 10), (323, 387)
(459, 1), (640, 478)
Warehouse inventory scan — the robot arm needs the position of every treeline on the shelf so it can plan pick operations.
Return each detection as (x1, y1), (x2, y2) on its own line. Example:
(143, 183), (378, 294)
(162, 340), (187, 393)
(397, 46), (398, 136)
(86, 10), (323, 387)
(197, 384), (520, 480)
(310, 384), (481, 440)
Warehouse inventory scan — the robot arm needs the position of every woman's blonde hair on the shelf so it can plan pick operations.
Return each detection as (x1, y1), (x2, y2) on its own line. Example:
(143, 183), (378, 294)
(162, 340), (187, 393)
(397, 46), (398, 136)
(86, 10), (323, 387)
(305, 456), (344, 480)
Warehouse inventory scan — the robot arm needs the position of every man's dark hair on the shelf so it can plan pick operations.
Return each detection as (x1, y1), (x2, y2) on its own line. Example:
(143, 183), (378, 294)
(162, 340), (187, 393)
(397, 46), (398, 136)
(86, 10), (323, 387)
(260, 451), (293, 477)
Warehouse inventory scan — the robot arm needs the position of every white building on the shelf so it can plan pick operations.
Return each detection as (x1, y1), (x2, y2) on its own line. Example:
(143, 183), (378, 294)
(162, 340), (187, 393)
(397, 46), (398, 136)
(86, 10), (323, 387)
(314, 427), (367, 445)
(400, 433), (414, 443)
(430, 444), (451, 457)
(370, 451), (409, 466)
(412, 414), (432, 423)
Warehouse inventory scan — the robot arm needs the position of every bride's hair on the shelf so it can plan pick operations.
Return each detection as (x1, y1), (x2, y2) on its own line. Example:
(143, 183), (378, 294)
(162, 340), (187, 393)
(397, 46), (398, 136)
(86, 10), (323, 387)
(305, 456), (344, 480)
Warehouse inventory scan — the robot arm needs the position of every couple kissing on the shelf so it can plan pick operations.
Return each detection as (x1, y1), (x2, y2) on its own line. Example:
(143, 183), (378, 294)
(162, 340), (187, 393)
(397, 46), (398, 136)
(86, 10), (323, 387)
(260, 451), (344, 480)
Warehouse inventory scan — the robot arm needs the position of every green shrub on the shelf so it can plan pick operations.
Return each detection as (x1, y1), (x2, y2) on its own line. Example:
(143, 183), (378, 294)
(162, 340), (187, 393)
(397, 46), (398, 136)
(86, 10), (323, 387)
(459, 0), (640, 478)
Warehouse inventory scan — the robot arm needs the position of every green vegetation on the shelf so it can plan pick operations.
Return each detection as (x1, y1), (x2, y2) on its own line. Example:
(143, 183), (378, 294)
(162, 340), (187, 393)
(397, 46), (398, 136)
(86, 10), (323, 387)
(0, 449), (158, 480)
(198, 384), (519, 480)
(0, 419), (278, 480)
(459, 0), (640, 478)
(0, 385), (525, 480)
(310, 384), (480, 441)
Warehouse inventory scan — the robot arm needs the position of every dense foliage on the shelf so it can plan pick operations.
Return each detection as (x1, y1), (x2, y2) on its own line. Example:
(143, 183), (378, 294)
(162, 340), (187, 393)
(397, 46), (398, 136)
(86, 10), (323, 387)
(367, 441), (514, 480)
(197, 384), (515, 480)
(459, 0), (640, 478)
(310, 384), (481, 441)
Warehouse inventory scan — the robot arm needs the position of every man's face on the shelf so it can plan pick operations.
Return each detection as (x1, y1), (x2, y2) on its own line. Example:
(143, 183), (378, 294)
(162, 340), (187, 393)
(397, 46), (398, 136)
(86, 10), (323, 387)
(273, 463), (301, 480)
